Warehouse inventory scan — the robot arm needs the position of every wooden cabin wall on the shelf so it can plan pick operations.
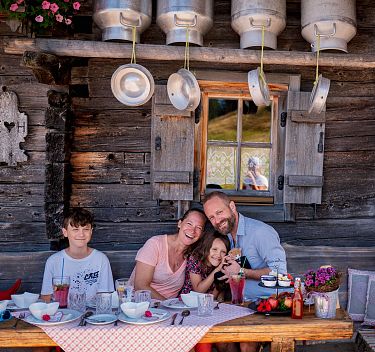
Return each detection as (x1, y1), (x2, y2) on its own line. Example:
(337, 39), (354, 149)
(0, 0), (374, 296)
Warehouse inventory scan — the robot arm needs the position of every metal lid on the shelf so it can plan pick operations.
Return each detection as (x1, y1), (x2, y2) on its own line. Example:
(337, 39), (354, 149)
(248, 67), (271, 107)
(309, 74), (330, 114)
(111, 64), (155, 106)
(167, 68), (201, 111)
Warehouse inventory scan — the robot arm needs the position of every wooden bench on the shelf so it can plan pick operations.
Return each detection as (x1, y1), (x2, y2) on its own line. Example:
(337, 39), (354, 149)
(356, 329), (375, 352)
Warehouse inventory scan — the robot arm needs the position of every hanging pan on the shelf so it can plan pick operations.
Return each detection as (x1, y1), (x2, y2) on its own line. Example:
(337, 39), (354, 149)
(248, 67), (270, 107)
(111, 63), (154, 107)
(308, 74), (330, 114)
(167, 68), (200, 111)
(167, 17), (201, 111)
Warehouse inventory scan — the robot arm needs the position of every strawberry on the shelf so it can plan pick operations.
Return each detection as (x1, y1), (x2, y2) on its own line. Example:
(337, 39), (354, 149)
(144, 310), (152, 317)
(42, 314), (51, 321)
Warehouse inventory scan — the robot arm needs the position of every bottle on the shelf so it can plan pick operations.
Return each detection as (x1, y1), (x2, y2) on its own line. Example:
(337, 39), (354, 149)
(292, 277), (303, 319)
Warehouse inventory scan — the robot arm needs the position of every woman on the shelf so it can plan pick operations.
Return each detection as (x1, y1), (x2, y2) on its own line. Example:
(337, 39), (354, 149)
(132, 208), (207, 300)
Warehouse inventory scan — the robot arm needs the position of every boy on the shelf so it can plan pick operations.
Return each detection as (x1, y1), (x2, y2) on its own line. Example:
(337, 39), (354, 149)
(41, 208), (114, 305)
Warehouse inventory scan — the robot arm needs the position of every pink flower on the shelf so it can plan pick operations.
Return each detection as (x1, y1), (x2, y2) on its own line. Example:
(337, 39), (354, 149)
(73, 1), (80, 10)
(16, 0), (24, 4)
(65, 18), (72, 25)
(9, 3), (19, 11)
(55, 14), (63, 22)
(49, 3), (59, 13)
(41, 1), (50, 9)
(35, 15), (44, 23)
(64, 0), (70, 2)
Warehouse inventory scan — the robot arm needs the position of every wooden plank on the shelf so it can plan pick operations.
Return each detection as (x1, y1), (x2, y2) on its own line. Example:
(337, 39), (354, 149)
(0, 184), (45, 207)
(290, 110), (326, 123)
(70, 184), (156, 207)
(0, 206), (45, 222)
(287, 175), (324, 187)
(71, 151), (151, 184)
(4, 38), (375, 68)
(22, 125), (46, 152)
(275, 218), (375, 247)
(153, 171), (190, 184)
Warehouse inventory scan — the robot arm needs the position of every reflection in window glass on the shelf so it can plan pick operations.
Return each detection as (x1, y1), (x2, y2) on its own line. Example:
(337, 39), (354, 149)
(242, 101), (271, 143)
(208, 99), (237, 142)
(206, 146), (237, 190)
(240, 149), (270, 191)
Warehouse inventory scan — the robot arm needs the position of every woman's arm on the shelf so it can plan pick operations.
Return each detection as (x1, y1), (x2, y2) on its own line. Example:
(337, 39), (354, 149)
(133, 261), (167, 300)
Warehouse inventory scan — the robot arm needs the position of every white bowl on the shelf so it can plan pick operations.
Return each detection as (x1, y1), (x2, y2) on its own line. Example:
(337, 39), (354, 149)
(29, 302), (59, 321)
(121, 301), (150, 319)
(262, 280), (277, 287)
(180, 293), (199, 307)
(11, 292), (39, 309)
(0, 300), (9, 312)
(278, 279), (291, 287)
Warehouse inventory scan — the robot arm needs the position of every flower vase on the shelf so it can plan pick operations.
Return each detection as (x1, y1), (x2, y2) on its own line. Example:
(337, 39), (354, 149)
(313, 289), (339, 319)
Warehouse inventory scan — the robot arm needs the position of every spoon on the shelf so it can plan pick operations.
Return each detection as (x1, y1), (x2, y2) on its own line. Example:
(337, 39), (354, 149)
(79, 311), (93, 326)
(179, 310), (190, 325)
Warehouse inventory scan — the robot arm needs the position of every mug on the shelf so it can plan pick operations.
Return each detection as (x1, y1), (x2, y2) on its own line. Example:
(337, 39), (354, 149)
(197, 294), (214, 317)
(134, 290), (151, 303)
(68, 290), (86, 312)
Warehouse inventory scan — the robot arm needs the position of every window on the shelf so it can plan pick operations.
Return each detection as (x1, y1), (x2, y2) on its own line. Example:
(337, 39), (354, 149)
(197, 81), (286, 205)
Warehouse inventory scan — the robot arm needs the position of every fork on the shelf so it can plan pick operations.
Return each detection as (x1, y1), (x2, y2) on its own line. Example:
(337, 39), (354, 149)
(12, 312), (25, 329)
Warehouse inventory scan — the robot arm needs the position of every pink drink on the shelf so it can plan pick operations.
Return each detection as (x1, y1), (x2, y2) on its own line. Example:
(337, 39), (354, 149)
(53, 284), (69, 308)
(229, 275), (245, 304)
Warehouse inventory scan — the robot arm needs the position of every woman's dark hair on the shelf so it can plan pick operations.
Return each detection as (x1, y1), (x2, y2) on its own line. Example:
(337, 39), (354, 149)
(191, 230), (230, 266)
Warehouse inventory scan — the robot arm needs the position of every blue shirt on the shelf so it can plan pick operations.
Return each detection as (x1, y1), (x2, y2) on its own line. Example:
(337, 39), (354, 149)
(228, 213), (288, 300)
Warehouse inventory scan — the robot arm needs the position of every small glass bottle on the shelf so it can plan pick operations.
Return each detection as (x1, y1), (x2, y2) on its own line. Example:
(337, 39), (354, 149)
(292, 277), (303, 319)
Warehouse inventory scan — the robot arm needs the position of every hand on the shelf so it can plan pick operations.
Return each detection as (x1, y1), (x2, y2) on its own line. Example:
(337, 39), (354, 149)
(222, 258), (241, 277)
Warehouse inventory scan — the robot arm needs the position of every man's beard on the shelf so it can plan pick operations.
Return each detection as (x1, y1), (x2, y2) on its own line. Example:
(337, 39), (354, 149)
(215, 210), (236, 235)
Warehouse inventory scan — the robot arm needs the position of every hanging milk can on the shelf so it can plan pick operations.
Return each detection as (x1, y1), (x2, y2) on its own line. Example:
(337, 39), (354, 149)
(301, 0), (357, 52)
(156, 0), (214, 46)
(231, 0), (286, 50)
(93, 0), (152, 42)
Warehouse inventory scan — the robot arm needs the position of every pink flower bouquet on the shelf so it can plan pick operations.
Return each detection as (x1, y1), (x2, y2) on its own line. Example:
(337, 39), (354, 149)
(303, 266), (341, 293)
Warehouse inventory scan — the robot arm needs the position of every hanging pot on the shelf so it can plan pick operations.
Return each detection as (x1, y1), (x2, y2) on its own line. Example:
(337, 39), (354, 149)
(248, 67), (270, 107)
(111, 63), (155, 106)
(167, 68), (201, 111)
(308, 74), (330, 114)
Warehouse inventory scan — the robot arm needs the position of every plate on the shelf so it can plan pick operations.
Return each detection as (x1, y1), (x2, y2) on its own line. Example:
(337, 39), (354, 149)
(248, 301), (291, 316)
(24, 309), (82, 326)
(118, 308), (171, 325)
(85, 313), (117, 325)
(161, 298), (197, 309)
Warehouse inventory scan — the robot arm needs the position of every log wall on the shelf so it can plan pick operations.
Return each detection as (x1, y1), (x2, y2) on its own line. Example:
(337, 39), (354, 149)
(0, 0), (374, 301)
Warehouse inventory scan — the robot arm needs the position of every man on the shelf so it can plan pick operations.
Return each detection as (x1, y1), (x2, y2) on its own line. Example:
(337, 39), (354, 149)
(203, 191), (288, 352)
(202, 191), (287, 300)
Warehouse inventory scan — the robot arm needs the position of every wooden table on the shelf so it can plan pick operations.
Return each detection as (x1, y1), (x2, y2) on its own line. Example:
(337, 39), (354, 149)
(0, 307), (353, 352)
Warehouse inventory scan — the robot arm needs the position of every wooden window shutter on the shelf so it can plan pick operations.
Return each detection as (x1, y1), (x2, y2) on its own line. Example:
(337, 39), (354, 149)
(151, 85), (195, 201)
(284, 91), (326, 204)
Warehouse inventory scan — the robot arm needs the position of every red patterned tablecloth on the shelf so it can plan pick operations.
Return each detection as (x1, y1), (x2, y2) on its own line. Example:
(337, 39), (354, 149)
(21, 304), (254, 352)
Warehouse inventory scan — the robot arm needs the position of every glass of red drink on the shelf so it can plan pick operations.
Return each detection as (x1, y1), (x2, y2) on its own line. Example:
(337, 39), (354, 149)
(52, 276), (70, 308)
(229, 274), (245, 305)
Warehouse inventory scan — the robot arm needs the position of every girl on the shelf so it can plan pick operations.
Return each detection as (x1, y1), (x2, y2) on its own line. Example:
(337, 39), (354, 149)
(181, 231), (230, 299)
(181, 231), (230, 352)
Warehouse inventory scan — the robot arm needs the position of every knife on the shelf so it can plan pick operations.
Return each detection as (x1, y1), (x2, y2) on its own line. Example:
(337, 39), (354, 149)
(170, 313), (178, 325)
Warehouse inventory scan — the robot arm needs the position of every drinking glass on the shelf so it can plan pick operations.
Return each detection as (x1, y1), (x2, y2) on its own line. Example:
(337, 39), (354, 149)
(197, 294), (214, 316)
(52, 276), (70, 308)
(134, 290), (151, 303)
(68, 290), (86, 312)
(115, 278), (134, 303)
(95, 292), (112, 314)
(229, 274), (245, 305)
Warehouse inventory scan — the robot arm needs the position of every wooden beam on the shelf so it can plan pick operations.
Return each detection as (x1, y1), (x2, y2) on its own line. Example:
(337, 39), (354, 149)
(4, 38), (375, 69)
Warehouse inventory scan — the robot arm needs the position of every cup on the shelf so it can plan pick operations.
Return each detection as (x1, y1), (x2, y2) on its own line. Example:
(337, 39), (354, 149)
(229, 274), (245, 305)
(115, 278), (134, 303)
(52, 276), (70, 308)
(68, 290), (86, 312)
(197, 294), (214, 316)
(134, 290), (151, 303)
(95, 292), (113, 315)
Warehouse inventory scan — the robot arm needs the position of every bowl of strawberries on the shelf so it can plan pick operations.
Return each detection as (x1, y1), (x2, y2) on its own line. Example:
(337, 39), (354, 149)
(249, 292), (292, 315)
